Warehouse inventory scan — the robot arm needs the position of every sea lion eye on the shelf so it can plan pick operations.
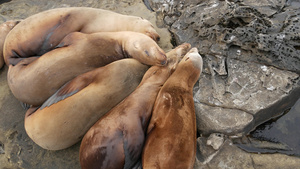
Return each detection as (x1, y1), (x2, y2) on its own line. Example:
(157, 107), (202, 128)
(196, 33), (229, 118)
(145, 50), (150, 57)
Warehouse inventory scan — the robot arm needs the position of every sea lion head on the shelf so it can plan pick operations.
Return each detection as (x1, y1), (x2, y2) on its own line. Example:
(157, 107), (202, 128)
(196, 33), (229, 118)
(125, 33), (167, 66)
(166, 43), (191, 73)
(177, 47), (203, 85)
(139, 43), (192, 85)
(133, 17), (160, 42)
(182, 47), (203, 71)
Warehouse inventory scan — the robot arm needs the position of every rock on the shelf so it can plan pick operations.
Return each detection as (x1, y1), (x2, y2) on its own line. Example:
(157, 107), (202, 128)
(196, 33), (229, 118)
(194, 139), (300, 169)
(233, 98), (300, 156)
(147, 0), (300, 72)
(206, 133), (225, 150)
(195, 103), (253, 135)
(146, 0), (300, 136)
(195, 58), (300, 135)
(195, 137), (219, 165)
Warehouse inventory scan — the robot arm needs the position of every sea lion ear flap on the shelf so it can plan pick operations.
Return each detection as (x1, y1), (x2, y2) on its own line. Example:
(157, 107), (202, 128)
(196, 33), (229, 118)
(40, 73), (95, 109)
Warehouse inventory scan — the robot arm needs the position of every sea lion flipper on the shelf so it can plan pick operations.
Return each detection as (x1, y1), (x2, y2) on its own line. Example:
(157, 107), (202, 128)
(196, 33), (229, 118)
(123, 128), (144, 169)
(40, 73), (94, 109)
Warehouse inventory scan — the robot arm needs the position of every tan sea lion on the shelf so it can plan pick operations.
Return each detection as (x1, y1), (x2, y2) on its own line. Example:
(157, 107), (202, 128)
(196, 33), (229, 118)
(8, 31), (166, 106)
(0, 20), (20, 68)
(79, 43), (191, 169)
(4, 7), (160, 66)
(142, 48), (203, 169)
(24, 58), (149, 151)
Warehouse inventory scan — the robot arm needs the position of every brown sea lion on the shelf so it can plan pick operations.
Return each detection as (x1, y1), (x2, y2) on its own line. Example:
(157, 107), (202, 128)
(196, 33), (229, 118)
(24, 58), (149, 150)
(7, 31), (166, 106)
(142, 48), (203, 169)
(79, 43), (191, 169)
(0, 20), (20, 68)
(3, 7), (160, 66)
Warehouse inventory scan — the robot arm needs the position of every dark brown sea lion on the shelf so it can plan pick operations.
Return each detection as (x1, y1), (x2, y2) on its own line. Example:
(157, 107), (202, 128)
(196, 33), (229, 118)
(24, 58), (149, 150)
(7, 31), (166, 106)
(3, 7), (160, 66)
(79, 43), (192, 169)
(142, 48), (203, 169)
(0, 20), (20, 68)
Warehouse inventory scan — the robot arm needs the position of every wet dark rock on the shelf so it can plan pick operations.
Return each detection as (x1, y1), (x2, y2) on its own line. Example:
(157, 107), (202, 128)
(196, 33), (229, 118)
(234, 98), (300, 156)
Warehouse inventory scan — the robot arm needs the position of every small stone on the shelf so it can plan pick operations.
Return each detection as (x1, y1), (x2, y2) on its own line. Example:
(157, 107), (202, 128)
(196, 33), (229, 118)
(206, 133), (225, 150)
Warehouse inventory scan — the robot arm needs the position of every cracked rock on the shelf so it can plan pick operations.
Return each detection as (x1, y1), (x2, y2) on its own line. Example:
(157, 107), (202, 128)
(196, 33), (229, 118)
(195, 139), (300, 169)
(147, 0), (300, 139)
(194, 59), (299, 135)
(195, 103), (253, 135)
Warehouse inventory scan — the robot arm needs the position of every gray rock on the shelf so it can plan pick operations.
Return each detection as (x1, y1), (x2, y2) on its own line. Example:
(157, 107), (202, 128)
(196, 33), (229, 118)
(148, 0), (300, 73)
(206, 133), (225, 150)
(194, 58), (300, 135)
(195, 103), (253, 135)
(194, 139), (300, 169)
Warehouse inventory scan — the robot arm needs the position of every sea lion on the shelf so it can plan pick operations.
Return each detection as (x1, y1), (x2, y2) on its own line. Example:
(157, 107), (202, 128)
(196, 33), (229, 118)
(79, 43), (191, 169)
(4, 7), (160, 66)
(24, 58), (149, 150)
(0, 20), (20, 68)
(7, 31), (166, 106)
(142, 48), (203, 169)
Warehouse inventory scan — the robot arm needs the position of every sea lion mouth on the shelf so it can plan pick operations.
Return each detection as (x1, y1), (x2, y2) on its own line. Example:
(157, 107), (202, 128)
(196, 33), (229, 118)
(155, 48), (167, 66)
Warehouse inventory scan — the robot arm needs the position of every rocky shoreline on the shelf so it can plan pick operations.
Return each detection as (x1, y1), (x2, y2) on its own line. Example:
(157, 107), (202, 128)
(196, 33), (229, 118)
(0, 0), (299, 168)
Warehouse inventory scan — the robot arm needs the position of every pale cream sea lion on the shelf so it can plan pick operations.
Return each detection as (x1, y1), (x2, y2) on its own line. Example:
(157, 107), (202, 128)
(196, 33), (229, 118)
(24, 58), (149, 150)
(142, 48), (203, 169)
(7, 31), (166, 106)
(3, 7), (160, 66)
(79, 43), (191, 169)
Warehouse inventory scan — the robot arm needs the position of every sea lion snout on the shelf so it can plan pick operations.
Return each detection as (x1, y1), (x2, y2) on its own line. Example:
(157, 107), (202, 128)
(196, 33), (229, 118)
(184, 48), (203, 71)
(145, 30), (160, 42)
(128, 34), (167, 66)
(137, 17), (160, 41)
(154, 47), (167, 66)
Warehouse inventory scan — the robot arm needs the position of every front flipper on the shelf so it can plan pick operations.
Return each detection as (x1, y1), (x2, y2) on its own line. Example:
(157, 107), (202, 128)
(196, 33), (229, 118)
(123, 127), (145, 169)
(40, 71), (96, 110)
